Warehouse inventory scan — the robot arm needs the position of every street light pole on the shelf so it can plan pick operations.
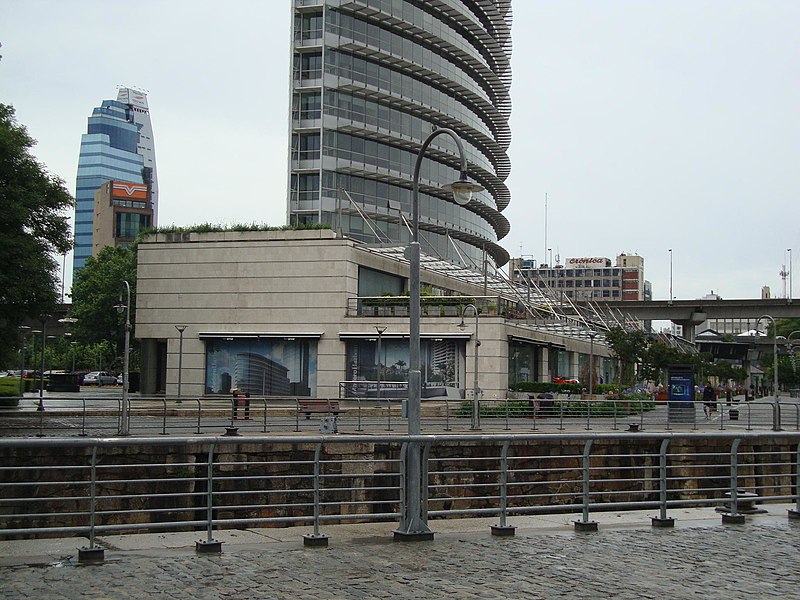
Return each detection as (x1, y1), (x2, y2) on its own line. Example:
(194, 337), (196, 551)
(459, 304), (481, 430)
(396, 127), (482, 541)
(175, 325), (187, 402)
(668, 249), (673, 305)
(756, 314), (780, 430)
(18, 326), (30, 397)
(375, 325), (387, 403)
(588, 332), (598, 397)
(38, 315), (50, 412)
(116, 281), (132, 436)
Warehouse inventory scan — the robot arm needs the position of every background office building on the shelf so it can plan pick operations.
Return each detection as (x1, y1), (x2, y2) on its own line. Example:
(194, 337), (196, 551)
(509, 254), (651, 302)
(288, 0), (512, 268)
(91, 181), (153, 255)
(73, 88), (158, 278)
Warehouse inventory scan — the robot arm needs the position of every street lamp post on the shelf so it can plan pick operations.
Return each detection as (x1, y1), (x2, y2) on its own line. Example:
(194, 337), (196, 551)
(459, 304), (481, 430)
(175, 325), (187, 402)
(115, 281), (132, 436)
(396, 127), (482, 541)
(375, 325), (387, 403)
(38, 315), (50, 412)
(788, 248), (793, 303)
(668, 249), (673, 304)
(755, 314), (780, 430)
(18, 326), (30, 397)
(588, 332), (598, 396)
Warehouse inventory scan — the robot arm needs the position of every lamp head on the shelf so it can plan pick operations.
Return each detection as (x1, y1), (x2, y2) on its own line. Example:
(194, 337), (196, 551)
(114, 303), (125, 315)
(458, 318), (466, 330)
(442, 176), (483, 206)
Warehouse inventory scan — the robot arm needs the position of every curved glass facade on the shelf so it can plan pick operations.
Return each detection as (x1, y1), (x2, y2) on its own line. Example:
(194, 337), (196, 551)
(73, 89), (158, 278)
(288, 0), (512, 267)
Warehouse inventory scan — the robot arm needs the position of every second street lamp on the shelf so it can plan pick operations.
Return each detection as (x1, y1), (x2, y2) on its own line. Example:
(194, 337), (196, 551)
(375, 325), (387, 403)
(115, 281), (132, 436)
(175, 325), (187, 402)
(459, 304), (481, 430)
(396, 127), (483, 541)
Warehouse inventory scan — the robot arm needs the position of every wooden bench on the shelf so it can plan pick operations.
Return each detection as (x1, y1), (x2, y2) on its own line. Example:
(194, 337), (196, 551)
(298, 399), (342, 419)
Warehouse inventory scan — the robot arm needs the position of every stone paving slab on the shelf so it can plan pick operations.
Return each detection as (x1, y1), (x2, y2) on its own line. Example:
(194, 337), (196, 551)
(1, 506), (797, 599)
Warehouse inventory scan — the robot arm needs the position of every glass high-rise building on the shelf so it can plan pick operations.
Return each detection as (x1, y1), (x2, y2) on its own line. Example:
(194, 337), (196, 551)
(73, 88), (158, 277)
(288, 0), (512, 267)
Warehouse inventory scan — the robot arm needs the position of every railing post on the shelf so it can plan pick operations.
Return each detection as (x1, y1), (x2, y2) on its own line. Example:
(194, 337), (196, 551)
(397, 442), (408, 527)
(160, 399), (168, 435)
(558, 399), (565, 431)
(652, 439), (674, 527)
(196, 442), (222, 552)
(262, 398), (269, 433)
(295, 398), (300, 432)
(574, 439), (597, 531)
(665, 397), (672, 431)
(303, 443), (329, 546)
(773, 401), (782, 432)
(585, 396), (591, 431)
(722, 438), (745, 524)
(504, 399), (510, 431)
(789, 442), (800, 520)
(195, 398), (202, 434)
(443, 398), (451, 432)
(421, 441), (431, 521)
(385, 397), (392, 432)
(78, 446), (104, 562)
(355, 398), (363, 432)
(79, 398), (88, 437)
(611, 398), (618, 431)
(491, 441), (515, 536)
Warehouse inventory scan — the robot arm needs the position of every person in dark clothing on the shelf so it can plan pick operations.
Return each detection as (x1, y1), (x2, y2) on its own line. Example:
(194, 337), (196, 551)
(231, 388), (251, 420)
(702, 383), (716, 419)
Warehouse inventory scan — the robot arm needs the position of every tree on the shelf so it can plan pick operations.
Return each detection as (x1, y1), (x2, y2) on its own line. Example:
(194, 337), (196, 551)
(70, 245), (137, 350)
(604, 327), (649, 386)
(0, 104), (73, 365)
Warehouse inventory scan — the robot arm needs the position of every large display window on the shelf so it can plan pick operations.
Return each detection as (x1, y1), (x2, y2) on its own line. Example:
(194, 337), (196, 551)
(204, 338), (317, 397)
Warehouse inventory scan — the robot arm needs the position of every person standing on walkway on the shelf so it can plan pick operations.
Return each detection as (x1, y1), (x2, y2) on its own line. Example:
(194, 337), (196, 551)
(702, 383), (716, 419)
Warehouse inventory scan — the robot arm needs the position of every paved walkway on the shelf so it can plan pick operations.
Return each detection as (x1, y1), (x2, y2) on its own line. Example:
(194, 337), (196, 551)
(1, 505), (798, 598)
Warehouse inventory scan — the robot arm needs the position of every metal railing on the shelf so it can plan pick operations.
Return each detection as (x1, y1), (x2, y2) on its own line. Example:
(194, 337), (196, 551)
(0, 432), (798, 547)
(2, 395), (798, 438)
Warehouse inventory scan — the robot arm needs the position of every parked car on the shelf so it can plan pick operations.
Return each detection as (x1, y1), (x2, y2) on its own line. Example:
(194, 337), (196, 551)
(116, 374), (123, 385)
(552, 376), (580, 384)
(84, 371), (117, 386)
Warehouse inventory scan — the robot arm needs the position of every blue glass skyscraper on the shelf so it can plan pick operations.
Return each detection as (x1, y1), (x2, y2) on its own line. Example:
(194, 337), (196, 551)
(73, 88), (157, 277)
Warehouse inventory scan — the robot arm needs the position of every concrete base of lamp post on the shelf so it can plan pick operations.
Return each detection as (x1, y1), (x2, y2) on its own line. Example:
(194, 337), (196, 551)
(393, 530), (435, 542)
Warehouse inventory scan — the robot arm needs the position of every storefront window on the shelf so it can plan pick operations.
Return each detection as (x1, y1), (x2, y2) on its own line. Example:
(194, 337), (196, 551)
(204, 338), (317, 396)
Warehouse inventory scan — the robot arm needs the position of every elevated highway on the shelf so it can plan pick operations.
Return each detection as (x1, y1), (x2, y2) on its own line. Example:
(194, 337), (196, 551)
(586, 298), (799, 341)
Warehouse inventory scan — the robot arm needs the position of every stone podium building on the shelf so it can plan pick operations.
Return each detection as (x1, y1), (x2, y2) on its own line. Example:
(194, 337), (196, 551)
(135, 230), (614, 398)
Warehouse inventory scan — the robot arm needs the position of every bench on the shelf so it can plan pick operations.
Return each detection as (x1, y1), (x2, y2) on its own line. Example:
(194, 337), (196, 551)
(298, 399), (342, 419)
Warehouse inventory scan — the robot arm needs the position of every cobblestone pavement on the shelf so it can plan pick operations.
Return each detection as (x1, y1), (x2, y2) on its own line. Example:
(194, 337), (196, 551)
(2, 519), (798, 599)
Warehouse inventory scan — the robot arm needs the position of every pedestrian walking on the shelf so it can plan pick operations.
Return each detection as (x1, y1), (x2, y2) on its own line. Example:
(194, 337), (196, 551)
(231, 388), (251, 420)
(702, 382), (716, 419)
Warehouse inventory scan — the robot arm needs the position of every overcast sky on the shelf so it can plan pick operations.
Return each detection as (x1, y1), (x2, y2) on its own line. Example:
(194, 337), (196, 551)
(2, 0), (798, 301)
